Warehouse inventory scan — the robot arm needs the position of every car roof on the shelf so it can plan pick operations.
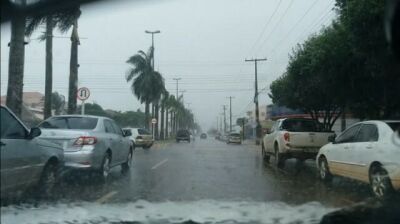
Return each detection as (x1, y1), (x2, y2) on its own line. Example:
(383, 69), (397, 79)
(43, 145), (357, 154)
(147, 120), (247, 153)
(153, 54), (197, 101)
(48, 115), (108, 119)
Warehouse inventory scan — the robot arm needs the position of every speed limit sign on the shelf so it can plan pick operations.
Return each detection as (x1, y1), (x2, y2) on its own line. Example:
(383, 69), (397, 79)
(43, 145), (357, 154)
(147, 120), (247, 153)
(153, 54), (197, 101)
(77, 87), (90, 101)
(151, 118), (157, 124)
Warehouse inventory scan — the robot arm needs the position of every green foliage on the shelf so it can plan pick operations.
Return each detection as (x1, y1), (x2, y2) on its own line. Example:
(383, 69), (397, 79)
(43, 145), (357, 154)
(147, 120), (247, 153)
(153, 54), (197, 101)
(269, 0), (400, 129)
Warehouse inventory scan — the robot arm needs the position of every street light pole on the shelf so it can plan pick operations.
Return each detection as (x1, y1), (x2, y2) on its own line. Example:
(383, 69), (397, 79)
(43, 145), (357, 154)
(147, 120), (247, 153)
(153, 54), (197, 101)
(145, 30), (161, 70)
(222, 105), (227, 134)
(227, 96), (234, 133)
(245, 58), (267, 145)
(173, 78), (181, 99)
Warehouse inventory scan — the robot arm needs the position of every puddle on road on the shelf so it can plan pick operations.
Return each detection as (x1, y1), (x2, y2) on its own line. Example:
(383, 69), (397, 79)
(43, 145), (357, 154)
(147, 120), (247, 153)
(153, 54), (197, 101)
(1, 200), (335, 224)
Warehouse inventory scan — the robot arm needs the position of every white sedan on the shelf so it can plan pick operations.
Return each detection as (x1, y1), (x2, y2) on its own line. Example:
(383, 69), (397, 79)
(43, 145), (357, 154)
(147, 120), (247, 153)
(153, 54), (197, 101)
(316, 120), (400, 198)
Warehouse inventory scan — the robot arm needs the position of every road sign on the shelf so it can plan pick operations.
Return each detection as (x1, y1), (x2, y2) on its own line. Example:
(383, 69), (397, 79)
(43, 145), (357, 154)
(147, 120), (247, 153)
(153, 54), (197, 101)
(77, 87), (90, 101)
(151, 118), (157, 124)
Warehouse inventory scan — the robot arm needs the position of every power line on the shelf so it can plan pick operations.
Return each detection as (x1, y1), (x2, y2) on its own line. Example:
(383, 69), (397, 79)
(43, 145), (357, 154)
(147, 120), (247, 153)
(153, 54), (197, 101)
(255, 0), (295, 55)
(248, 0), (283, 56)
(269, 0), (319, 54)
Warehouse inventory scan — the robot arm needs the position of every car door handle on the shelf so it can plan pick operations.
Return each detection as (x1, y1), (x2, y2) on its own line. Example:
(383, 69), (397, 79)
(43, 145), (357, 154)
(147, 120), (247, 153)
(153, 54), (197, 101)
(344, 146), (349, 149)
(366, 146), (373, 149)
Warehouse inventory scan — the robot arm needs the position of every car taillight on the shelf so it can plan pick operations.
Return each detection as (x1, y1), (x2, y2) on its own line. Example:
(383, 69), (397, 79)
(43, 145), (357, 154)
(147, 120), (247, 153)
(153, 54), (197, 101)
(283, 132), (290, 142)
(136, 136), (143, 140)
(74, 136), (97, 146)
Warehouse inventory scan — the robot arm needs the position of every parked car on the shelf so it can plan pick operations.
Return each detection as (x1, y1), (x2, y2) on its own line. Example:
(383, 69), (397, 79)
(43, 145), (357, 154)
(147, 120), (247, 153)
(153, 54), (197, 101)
(316, 120), (400, 198)
(176, 129), (191, 142)
(262, 118), (335, 168)
(1, 105), (64, 199)
(38, 115), (133, 180)
(123, 128), (153, 149)
(227, 133), (241, 144)
(200, 133), (207, 139)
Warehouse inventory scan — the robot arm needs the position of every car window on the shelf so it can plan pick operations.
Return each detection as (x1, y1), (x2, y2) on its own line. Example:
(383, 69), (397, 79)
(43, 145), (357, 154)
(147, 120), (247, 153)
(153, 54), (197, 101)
(123, 129), (132, 136)
(335, 124), (361, 143)
(356, 124), (378, 142)
(104, 120), (116, 134)
(0, 107), (27, 139)
(111, 121), (123, 136)
(138, 129), (150, 135)
(40, 117), (98, 129)
(281, 119), (318, 132)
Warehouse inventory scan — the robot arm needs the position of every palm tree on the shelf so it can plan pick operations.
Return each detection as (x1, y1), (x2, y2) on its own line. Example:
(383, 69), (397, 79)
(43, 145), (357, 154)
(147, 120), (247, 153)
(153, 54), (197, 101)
(126, 47), (165, 129)
(160, 90), (169, 140)
(6, 1), (27, 117)
(25, 7), (81, 117)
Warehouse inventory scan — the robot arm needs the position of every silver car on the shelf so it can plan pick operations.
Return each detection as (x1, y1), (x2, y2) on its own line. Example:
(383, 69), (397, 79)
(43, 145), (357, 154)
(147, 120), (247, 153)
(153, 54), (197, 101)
(0, 105), (64, 199)
(122, 128), (154, 149)
(38, 115), (133, 180)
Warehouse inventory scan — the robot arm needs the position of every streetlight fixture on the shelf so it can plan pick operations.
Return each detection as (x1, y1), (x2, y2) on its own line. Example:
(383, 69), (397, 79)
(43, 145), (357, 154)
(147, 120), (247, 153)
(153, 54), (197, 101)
(145, 30), (161, 69)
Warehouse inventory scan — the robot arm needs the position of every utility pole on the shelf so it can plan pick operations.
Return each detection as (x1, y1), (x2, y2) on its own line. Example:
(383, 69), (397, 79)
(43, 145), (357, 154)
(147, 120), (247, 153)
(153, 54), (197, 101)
(173, 78), (181, 99)
(245, 58), (267, 145)
(180, 90), (187, 104)
(222, 105), (227, 134)
(227, 96), (234, 133)
(145, 30), (161, 69)
(217, 116), (219, 132)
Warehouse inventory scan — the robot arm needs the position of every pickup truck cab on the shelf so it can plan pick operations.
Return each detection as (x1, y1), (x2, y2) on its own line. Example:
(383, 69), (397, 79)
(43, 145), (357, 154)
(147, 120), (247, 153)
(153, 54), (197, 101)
(262, 118), (335, 168)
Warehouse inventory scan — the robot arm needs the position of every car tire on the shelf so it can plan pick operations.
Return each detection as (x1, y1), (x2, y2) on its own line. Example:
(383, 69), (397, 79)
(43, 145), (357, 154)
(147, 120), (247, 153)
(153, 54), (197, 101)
(369, 165), (394, 199)
(274, 145), (285, 168)
(121, 149), (133, 175)
(98, 153), (111, 182)
(262, 143), (270, 163)
(38, 161), (59, 198)
(319, 157), (332, 182)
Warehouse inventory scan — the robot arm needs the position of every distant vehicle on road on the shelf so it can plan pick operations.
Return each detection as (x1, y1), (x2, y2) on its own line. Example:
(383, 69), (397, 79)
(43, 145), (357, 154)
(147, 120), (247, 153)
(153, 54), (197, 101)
(1, 105), (64, 199)
(317, 120), (400, 198)
(200, 133), (207, 139)
(123, 128), (153, 149)
(227, 133), (241, 144)
(38, 115), (133, 180)
(176, 129), (191, 143)
(262, 118), (335, 168)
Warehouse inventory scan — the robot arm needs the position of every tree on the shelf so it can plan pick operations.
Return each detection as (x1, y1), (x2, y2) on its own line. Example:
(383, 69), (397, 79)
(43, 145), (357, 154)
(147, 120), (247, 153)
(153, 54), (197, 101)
(51, 92), (65, 115)
(6, 2), (27, 117)
(25, 7), (81, 118)
(160, 90), (169, 140)
(126, 47), (165, 129)
(67, 10), (81, 114)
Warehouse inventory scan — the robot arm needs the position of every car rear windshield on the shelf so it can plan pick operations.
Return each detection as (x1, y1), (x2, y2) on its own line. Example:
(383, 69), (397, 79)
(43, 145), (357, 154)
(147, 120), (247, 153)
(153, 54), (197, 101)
(386, 122), (400, 131)
(178, 130), (189, 135)
(230, 133), (240, 137)
(281, 119), (320, 132)
(138, 129), (150, 135)
(39, 117), (98, 130)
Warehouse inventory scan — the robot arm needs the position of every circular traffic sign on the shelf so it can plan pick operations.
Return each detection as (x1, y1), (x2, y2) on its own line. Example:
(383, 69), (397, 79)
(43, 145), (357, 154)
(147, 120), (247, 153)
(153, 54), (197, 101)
(77, 87), (90, 101)
(151, 118), (157, 124)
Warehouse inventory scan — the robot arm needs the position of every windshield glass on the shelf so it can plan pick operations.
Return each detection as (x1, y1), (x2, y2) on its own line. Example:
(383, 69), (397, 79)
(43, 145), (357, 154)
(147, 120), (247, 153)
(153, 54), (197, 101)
(39, 117), (98, 129)
(1, 0), (400, 223)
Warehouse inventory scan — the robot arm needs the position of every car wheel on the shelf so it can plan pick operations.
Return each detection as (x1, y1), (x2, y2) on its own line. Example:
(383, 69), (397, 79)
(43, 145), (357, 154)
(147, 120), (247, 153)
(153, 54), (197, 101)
(121, 149), (133, 175)
(319, 157), (332, 182)
(274, 145), (285, 168)
(99, 153), (111, 182)
(262, 144), (270, 163)
(369, 165), (394, 199)
(38, 162), (59, 198)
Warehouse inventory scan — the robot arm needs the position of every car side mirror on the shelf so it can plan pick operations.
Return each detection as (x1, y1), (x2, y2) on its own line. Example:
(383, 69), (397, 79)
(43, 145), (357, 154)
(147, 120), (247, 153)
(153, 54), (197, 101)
(328, 135), (336, 143)
(123, 130), (132, 137)
(27, 127), (41, 139)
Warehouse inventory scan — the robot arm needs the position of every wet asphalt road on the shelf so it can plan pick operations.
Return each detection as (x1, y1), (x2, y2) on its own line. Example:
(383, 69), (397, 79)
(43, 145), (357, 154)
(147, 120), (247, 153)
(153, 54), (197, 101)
(43, 137), (373, 207)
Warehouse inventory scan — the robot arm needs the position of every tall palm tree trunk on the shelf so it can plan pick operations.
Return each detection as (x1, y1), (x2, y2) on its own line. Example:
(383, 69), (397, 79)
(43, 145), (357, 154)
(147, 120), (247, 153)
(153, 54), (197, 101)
(44, 16), (53, 119)
(6, 13), (26, 117)
(144, 102), (150, 129)
(68, 20), (79, 114)
(165, 108), (169, 139)
(155, 103), (159, 140)
(160, 103), (165, 140)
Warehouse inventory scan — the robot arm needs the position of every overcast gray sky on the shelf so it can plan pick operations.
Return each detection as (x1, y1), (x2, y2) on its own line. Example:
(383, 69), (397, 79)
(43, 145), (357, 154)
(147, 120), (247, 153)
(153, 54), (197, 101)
(1, 0), (336, 130)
